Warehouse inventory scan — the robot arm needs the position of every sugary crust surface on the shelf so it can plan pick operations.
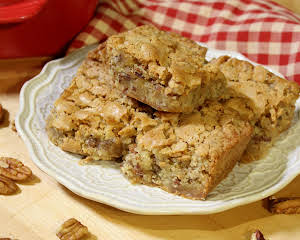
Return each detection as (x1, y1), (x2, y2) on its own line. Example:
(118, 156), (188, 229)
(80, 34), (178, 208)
(104, 25), (226, 112)
(46, 49), (153, 160)
(122, 101), (252, 199)
(211, 56), (300, 162)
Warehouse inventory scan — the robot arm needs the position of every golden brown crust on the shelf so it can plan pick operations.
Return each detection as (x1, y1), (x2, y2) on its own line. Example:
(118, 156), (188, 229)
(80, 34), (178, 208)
(103, 25), (226, 112)
(122, 101), (252, 199)
(106, 25), (208, 88)
(46, 49), (154, 161)
(211, 56), (300, 161)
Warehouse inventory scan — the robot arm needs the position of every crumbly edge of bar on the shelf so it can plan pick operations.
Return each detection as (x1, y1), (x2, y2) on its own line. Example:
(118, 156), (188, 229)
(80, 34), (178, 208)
(46, 114), (126, 160)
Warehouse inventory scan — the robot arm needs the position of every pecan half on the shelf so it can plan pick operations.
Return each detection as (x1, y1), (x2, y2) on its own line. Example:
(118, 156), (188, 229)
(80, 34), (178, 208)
(57, 218), (89, 240)
(266, 196), (300, 214)
(251, 230), (266, 240)
(0, 157), (32, 181)
(0, 175), (18, 195)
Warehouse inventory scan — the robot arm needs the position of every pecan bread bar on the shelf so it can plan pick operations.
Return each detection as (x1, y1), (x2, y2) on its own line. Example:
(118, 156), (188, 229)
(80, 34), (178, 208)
(47, 48), (252, 199)
(102, 25), (226, 113)
(211, 56), (300, 162)
(46, 49), (153, 161)
(122, 101), (253, 199)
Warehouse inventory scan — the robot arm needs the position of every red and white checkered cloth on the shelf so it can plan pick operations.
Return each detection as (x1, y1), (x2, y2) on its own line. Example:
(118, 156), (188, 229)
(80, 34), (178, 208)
(68, 0), (300, 85)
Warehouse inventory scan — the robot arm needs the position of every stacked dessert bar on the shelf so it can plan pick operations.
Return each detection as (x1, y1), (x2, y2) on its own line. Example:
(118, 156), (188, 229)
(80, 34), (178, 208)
(46, 25), (299, 199)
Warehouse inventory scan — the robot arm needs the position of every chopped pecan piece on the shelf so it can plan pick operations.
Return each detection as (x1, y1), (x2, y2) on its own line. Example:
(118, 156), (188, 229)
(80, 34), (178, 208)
(134, 69), (144, 78)
(0, 175), (18, 195)
(0, 157), (32, 181)
(57, 218), (89, 240)
(266, 196), (300, 214)
(118, 72), (131, 81)
(251, 230), (266, 240)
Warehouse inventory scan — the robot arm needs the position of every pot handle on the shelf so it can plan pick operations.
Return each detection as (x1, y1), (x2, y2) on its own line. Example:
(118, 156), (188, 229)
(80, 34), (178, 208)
(0, 0), (48, 24)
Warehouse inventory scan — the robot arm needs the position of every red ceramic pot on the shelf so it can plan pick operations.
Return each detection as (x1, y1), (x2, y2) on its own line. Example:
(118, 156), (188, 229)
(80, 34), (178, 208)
(0, 0), (98, 58)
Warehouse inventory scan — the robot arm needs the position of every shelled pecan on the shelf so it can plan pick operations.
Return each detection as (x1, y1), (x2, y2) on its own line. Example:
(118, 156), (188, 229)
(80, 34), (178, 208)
(57, 218), (89, 240)
(266, 196), (300, 214)
(0, 157), (32, 181)
(0, 175), (18, 195)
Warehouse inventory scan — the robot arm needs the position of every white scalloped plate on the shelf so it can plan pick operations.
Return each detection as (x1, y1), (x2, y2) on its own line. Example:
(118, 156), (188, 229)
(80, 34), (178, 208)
(16, 44), (300, 215)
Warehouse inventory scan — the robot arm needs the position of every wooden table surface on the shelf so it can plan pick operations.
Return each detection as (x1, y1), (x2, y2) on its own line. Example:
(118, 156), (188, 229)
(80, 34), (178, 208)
(1, 1), (300, 239)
